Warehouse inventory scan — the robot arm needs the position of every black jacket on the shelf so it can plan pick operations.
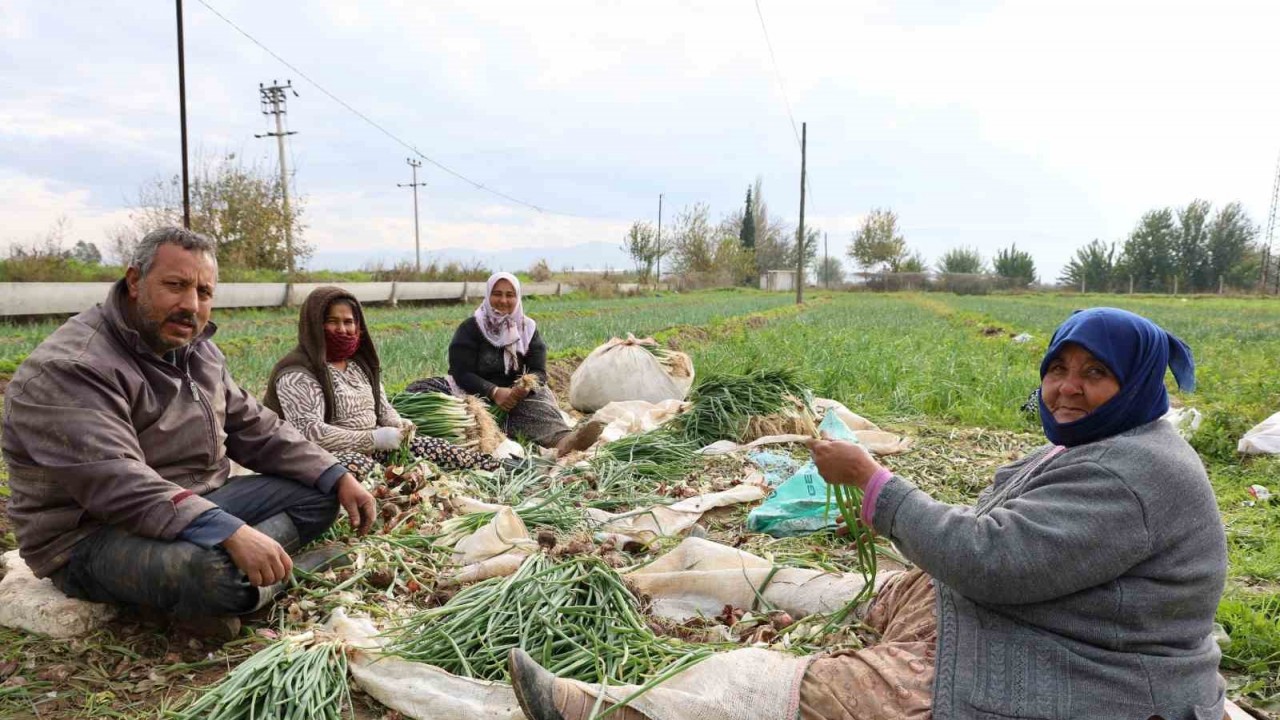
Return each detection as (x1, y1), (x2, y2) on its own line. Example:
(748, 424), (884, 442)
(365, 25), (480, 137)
(448, 317), (547, 398)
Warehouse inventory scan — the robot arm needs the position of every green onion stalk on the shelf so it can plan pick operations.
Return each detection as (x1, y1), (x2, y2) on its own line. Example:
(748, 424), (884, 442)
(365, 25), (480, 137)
(382, 554), (722, 687)
(676, 369), (813, 447)
(169, 632), (351, 720)
(592, 430), (699, 482)
(391, 391), (476, 446)
(820, 477), (878, 631)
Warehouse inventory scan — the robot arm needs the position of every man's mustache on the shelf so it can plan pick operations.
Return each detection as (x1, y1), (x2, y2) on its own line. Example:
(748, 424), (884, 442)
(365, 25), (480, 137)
(165, 312), (198, 327)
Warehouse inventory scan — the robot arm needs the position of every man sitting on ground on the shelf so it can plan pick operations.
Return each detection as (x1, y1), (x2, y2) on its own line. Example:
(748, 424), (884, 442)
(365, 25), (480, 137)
(2, 227), (375, 630)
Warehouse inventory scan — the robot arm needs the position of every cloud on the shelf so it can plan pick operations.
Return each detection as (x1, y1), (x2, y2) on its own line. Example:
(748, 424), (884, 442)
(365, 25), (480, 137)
(0, 171), (134, 253)
(3, 0), (1278, 287)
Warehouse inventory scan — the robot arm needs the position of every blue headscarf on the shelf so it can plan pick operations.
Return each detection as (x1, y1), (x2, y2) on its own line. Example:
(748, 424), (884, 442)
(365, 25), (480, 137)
(1038, 307), (1196, 447)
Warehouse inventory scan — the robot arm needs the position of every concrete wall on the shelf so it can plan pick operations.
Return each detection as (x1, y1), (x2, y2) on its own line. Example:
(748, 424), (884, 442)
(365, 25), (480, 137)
(0, 281), (594, 318)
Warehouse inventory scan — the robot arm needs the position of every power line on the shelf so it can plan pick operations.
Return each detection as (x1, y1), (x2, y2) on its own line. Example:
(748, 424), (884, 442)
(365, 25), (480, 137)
(753, 0), (801, 149)
(752, 0), (815, 212)
(193, 0), (566, 216)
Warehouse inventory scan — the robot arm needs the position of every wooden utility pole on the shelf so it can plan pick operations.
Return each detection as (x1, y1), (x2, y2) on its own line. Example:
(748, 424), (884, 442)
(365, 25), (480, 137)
(397, 158), (426, 273)
(656, 193), (664, 285)
(796, 122), (807, 305)
(175, 0), (191, 229)
(256, 81), (299, 273)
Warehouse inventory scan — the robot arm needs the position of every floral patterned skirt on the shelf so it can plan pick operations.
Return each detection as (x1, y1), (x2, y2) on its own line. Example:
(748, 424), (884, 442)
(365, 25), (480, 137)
(798, 569), (937, 720)
(334, 435), (500, 478)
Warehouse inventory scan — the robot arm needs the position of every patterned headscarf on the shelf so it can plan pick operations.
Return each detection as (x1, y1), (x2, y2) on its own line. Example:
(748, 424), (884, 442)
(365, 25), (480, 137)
(1038, 307), (1196, 447)
(474, 272), (537, 373)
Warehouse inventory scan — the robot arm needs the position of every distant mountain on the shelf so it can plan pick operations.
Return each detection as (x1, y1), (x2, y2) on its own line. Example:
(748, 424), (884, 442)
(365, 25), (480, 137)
(307, 242), (633, 274)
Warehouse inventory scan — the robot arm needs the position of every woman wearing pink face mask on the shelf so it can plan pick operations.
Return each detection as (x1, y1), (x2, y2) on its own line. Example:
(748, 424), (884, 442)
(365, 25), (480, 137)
(264, 287), (499, 480)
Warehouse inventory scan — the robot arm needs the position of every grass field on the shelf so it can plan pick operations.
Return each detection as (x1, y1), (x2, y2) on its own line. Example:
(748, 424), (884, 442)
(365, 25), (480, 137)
(2, 288), (1279, 717)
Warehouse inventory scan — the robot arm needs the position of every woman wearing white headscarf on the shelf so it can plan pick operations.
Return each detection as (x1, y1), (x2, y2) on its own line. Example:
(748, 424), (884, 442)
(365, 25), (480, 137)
(408, 272), (603, 456)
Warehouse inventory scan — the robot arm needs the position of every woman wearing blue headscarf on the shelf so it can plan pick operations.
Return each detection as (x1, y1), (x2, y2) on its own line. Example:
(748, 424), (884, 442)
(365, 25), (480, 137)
(508, 308), (1228, 720)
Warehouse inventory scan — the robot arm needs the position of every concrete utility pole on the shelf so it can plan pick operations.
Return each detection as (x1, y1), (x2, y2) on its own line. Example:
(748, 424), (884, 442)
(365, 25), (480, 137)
(256, 80), (299, 274)
(823, 231), (829, 289)
(175, 0), (191, 229)
(656, 193), (664, 285)
(1263, 151), (1280, 294)
(796, 122), (807, 305)
(397, 158), (426, 273)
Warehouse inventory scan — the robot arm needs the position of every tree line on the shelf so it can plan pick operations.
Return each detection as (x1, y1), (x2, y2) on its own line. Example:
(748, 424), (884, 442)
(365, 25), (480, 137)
(631, 193), (1272, 294)
(1060, 201), (1266, 293)
(622, 178), (816, 287)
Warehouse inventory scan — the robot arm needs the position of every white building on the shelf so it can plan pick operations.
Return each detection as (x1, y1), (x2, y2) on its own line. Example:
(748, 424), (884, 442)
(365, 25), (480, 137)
(759, 270), (796, 292)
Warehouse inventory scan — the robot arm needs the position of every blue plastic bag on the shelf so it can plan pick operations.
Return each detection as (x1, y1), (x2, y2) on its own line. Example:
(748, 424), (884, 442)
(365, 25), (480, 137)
(746, 450), (801, 487)
(745, 412), (858, 537)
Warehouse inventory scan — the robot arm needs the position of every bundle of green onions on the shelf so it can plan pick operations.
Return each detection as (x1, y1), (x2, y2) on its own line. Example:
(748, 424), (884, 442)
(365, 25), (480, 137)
(676, 369), (813, 446)
(821, 477), (878, 629)
(170, 632), (350, 720)
(382, 554), (717, 686)
(392, 391), (475, 445)
(392, 391), (504, 453)
(593, 429), (699, 482)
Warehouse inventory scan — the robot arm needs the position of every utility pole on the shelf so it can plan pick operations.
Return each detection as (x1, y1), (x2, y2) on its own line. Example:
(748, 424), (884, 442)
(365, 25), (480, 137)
(256, 80), (299, 274)
(823, 231), (829, 289)
(1263, 151), (1280, 294)
(796, 122), (807, 305)
(397, 158), (426, 274)
(656, 193), (664, 285)
(175, 0), (191, 229)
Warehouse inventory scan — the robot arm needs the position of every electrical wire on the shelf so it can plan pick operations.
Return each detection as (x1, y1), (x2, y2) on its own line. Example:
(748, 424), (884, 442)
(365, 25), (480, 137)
(194, 0), (566, 216)
(752, 0), (816, 214)
(753, 0), (802, 150)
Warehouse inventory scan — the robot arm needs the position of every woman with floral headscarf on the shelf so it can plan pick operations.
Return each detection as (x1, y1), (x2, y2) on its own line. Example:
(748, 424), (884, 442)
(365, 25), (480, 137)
(508, 307), (1228, 720)
(264, 286), (499, 479)
(409, 272), (603, 456)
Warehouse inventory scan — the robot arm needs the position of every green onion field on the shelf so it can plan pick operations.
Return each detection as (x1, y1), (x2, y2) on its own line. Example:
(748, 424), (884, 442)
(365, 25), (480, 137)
(2, 288), (1279, 717)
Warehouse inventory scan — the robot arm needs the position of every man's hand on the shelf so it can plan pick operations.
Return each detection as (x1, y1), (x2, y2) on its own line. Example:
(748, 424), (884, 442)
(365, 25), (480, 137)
(492, 386), (529, 411)
(805, 435), (883, 490)
(336, 472), (376, 535)
(222, 525), (293, 586)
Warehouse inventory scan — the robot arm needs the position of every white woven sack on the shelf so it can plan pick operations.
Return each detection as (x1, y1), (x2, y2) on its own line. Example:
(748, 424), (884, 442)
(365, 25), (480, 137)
(569, 336), (694, 413)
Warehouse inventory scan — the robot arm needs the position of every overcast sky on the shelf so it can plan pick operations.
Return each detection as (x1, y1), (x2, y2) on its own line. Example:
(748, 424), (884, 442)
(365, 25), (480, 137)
(3, 0), (1278, 280)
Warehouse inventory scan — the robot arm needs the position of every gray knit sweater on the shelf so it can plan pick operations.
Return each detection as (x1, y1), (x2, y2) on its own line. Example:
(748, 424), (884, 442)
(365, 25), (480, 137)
(872, 420), (1227, 720)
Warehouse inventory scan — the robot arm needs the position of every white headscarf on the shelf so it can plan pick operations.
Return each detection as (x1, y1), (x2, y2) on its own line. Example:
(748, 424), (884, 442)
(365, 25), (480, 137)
(474, 272), (537, 374)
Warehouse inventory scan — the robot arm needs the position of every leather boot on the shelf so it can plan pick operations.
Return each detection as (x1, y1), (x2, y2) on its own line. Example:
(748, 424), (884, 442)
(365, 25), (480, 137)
(243, 513), (350, 614)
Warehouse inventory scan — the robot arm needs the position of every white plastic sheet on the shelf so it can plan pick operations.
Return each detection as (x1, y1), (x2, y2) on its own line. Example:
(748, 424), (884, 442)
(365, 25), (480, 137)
(585, 485), (767, 543)
(1240, 412), (1280, 455)
(327, 610), (808, 720)
(591, 399), (688, 444)
(626, 537), (890, 621)
(445, 506), (537, 586)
